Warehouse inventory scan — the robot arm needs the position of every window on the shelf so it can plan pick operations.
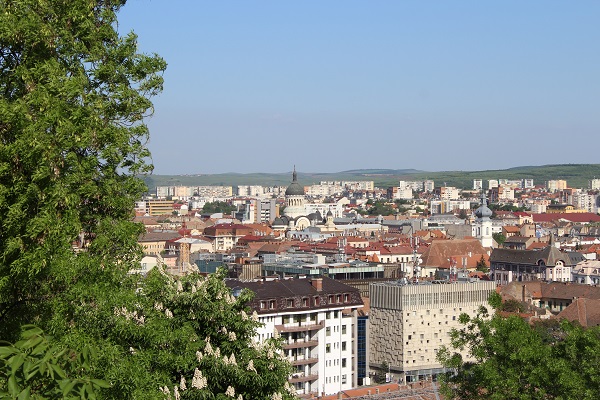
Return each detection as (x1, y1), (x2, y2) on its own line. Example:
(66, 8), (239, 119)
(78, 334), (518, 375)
(269, 300), (276, 309)
(326, 344), (331, 353)
(302, 298), (309, 307)
(326, 327), (331, 336)
(342, 374), (347, 384)
(337, 295), (342, 303)
(260, 301), (266, 309)
(328, 295), (334, 303)
(342, 358), (347, 367)
(408, 335), (412, 340)
(344, 294), (349, 302)
(314, 296), (320, 306)
(286, 299), (294, 308)
(342, 325), (347, 334)
(334, 311), (339, 318)
(342, 341), (347, 351)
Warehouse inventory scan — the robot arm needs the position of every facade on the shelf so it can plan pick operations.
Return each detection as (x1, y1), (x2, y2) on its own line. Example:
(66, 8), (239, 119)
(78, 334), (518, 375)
(203, 223), (254, 252)
(146, 199), (175, 216)
(490, 239), (582, 284)
(547, 180), (568, 193)
(369, 281), (496, 383)
(226, 277), (363, 396)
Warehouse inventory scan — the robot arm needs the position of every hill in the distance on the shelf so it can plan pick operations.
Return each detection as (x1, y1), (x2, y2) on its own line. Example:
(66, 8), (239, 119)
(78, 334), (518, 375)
(143, 164), (600, 193)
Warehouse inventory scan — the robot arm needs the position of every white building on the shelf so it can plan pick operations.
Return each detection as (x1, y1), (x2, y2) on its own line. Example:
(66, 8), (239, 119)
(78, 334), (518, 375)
(473, 179), (483, 190)
(226, 277), (364, 396)
(572, 260), (600, 285)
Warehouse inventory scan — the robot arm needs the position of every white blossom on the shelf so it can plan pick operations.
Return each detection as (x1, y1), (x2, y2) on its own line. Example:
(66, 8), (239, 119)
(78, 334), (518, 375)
(154, 302), (164, 311)
(196, 351), (204, 362)
(238, 395), (243, 400)
(272, 328), (280, 339)
(174, 386), (180, 400)
(214, 347), (220, 358)
(229, 353), (237, 366)
(177, 281), (183, 293)
(272, 392), (283, 400)
(267, 349), (274, 359)
(192, 368), (207, 390)
(204, 341), (213, 355)
(165, 309), (173, 319)
(129, 347), (136, 355)
(251, 311), (259, 322)
(225, 386), (235, 398)
(191, 285), (197, 294)
(240, 310), (248, 320)
(228, 331), (237, 341)
(247, 359), (257, 373)
(180, 376), (187, 391)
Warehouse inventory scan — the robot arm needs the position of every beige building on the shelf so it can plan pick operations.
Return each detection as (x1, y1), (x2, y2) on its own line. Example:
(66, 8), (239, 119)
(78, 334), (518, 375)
(369, 281), (495, 383)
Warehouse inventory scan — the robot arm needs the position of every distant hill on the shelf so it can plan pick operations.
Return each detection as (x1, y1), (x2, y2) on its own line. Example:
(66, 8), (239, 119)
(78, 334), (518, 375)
(143, 164), (600, 193)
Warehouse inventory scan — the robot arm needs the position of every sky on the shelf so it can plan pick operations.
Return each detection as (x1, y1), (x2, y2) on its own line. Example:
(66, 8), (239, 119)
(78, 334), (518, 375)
(117, 1), (600, 175)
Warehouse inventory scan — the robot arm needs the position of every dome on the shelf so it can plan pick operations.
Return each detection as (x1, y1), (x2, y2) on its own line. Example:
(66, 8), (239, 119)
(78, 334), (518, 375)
(285, 168), (305, 196)
(475, 193), (493, 219)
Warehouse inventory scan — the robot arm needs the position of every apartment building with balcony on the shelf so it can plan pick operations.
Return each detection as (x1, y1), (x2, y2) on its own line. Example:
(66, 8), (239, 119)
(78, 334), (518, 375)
(226, 277), (363, 397)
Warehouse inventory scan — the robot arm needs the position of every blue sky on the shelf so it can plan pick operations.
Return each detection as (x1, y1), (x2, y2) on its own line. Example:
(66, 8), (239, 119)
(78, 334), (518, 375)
(118, 1), (600, 175)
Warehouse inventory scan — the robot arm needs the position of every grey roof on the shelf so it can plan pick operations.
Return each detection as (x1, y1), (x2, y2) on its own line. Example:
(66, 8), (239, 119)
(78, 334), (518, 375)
(490, 246), (575, 267)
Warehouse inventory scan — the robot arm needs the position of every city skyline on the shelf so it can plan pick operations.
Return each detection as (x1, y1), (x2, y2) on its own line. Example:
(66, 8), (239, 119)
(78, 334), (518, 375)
(119, 1), (600, 175)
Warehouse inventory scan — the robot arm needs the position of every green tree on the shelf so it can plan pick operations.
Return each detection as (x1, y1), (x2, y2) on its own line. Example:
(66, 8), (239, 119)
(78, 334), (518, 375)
(0, 0), (166, 338)
(492, 232), (506, 246)
(437, 300), (600, 400)
(0, 1), (295, 398)
(202, 201), (236, 215)
(475, 255), (489, 273)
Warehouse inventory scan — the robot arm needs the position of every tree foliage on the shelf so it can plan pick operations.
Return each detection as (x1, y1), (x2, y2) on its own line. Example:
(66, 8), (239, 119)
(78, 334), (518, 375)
(202, 201), (236, 215)
(0, 1), (294, 398)
(437, 301), (600, 400)
(0, 325), (108, 399)
(0, 0), (166, 337)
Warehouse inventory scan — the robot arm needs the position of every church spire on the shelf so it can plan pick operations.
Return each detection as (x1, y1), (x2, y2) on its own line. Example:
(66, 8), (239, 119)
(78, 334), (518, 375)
(292, 165), (297, 182)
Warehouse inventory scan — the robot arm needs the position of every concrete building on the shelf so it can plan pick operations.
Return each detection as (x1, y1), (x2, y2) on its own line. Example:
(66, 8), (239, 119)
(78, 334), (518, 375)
(369, 281), (495, 383)
(547, 180), (568, 193)
(226, 277), (363, 396)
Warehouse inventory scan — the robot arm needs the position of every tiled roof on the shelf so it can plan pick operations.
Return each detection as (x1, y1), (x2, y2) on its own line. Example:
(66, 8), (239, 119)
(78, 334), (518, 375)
(558, 298), (600, 327)
(420, 238), (489, 268)
(531, 213), (600, 223)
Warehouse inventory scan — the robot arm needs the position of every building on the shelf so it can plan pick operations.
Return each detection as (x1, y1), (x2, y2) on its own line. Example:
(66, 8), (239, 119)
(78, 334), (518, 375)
(226, 277), (364, 396)
(146, 199), (175, 216)
(547, 180), (568, 193)
(203, 223), (255, 252)
(473, 179), (483, 190)
(490, 238), (584, 284)
(369, 281), (496, 383)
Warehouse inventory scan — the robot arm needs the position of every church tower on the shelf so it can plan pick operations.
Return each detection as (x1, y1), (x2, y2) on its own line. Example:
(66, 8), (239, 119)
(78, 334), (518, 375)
(474, 190), (494, 248)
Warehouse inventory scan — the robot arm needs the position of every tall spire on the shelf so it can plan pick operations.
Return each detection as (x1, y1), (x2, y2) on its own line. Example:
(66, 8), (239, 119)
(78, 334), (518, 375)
(292, 165), (297, 182)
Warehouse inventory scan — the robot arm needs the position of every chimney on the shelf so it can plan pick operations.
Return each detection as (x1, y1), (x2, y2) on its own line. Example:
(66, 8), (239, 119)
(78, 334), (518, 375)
(311, 277), (323, 292)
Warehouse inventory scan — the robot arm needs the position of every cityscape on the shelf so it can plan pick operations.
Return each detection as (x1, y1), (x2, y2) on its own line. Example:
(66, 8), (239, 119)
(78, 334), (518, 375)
(2, 1), (600, 399)
(132, 168), (600, 397)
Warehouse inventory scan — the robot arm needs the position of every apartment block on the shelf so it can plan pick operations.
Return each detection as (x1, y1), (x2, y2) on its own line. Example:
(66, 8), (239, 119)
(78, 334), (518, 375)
(226, 277), (364, 397)
(369, 281), (495, 383)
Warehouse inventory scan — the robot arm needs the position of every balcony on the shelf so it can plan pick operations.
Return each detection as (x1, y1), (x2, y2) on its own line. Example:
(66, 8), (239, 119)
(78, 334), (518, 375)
(276, 321), (324, 333)
(289, 357), (318, 366)
(289, 373), (318, 384)
(283, 340), (319, 350)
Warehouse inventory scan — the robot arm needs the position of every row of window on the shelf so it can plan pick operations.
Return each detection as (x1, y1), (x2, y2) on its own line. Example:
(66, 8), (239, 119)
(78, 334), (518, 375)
(325, 341), (348, 352)
(325, 325), (348, 336)
(324, 358), (348, 367)
(259, 294), (352, 310)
